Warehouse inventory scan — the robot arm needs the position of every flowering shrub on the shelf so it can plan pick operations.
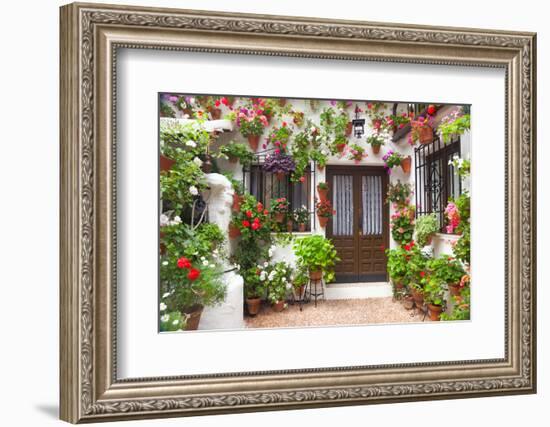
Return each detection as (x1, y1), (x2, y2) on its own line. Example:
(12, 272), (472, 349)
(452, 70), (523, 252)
(293, 205), (309, 224)
(366, 134), (385, 148)
(262, 152), (296, 175)
(236, 107), (268, 137)
(382, 150), (405, 174)
(409, 115), (435, 145)
(264, 123), (292, 151)
(316, 199), (336, 218)
(218, 141), (255, 166)
(390, 205), (415, 245)
(270, 197), (290, 214)
(438, 107), (470, 143)
(386, 180), (413, 207)
(265, 262), (292, 304)
(444, 202), (460, 234)
(448, 155), (471, 178)
(347, 144), (367, 163)
(234, 196), (270, 236)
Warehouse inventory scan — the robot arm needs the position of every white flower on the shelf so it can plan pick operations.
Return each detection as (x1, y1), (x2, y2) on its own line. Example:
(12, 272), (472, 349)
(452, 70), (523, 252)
(189, 97), (195, 104)
(162, 260), (168, 266)
(161, 314), (169, 323)
(160, 214), (169, 226)
(202, 260), (209, 267)
(321, 148), (330, 156)
(162, 292), (170, 298)
(160, 302), (167, 311)
(172, 319), (179, 325)
(193, 157), (203, 167)
(286, 283), (292, 290)
(189, 186), (199, 196)
(263, 261), (269, 267)
(200, 256), (206, 261)
(260, 271), (267, 281)
(186, 140), (197, 148)
(173, 215), (181, 224)
(213, 249), (219, 255)
(310, 126), (316, 133)
(268, 248), (274, 257)
(236, 264), (241, 271)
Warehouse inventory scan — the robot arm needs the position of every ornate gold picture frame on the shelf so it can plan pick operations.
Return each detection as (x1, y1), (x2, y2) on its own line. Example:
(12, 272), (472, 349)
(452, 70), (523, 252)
(60, 2), (536, 423)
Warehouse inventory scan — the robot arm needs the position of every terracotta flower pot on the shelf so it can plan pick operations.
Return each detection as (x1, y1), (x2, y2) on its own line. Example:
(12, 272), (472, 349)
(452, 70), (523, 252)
(246, 298), (262, 316)
(345, 122), (353, 136)
(317, 164), (325, 172)
(411, 288), (425, 309)
(209, 107), (222, 120)
(228, 223), (241, 239)
(182, 107), (193, 117)
(286, 220), (293, 233)
(418, 125), (434, 145)
(425, 234), (434, 245)
(336, 143), (346, 153)
(232, 193), (242, 212)
(294, 285), (305, 299)
(427, 304), (443, 321)
(449, 283), (462, 296)
(275, 212), (285, 223)
(272, 300), (285, 312)
(400, 156), (412, 174)
(403, 295), (415, 310)
(318, 215), (329, 228)
(228, 155), (238, 164)
(278, 98), (287, 107)
(309, 270), (323, 280)
(299, 223), (306, 232)
(160, 154), (175, 172)
(183, 305), (204, 330)
(317, 187), (329, 202)
(247, 134), (260, 151)
(276, 171), (286, 181)
(372, 145), (381, 155)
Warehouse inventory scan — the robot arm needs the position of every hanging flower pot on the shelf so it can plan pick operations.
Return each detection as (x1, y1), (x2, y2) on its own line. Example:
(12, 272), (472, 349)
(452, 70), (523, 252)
(318, 215), (329, 228)
(276, 171), (286, 181)
(232, 193), (243, 212)
(272, 300), (285, 312)
(246, 298), (262, 316)
(278, 98), (287, 107)
(247, 134), (260, 151)
(183, 304), (204, 330)
(275, 212), (285, 223)
(372, 145), (381, 155)
(317, 185), (329, 202)
(208, 107), (222, 120)
(400, 156), (412, 174)
(299, 223), (306, 232)
(448, 283), (462, 296)
(228, 223), (241, 239)
(309, 269), (323, 280)
(427, 304), (443, 321)
(418, 125), (434, 144)
(182, 107), (193, 117)
(336, 143), (346, 153)
(160, 154), (175, 172)
(345, 121), (353, 136)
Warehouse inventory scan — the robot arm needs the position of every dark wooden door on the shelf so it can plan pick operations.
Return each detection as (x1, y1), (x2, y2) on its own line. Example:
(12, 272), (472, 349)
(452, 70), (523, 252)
(326, 166), (389, 283)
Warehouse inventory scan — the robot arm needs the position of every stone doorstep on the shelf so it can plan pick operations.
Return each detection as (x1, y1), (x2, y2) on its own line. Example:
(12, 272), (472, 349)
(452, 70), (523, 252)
(324, 282), (392, 300)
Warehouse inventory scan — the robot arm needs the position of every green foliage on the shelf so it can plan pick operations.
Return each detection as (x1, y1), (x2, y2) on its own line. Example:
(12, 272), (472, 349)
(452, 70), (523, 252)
(386, 180), (413, 207)
(159, 311), (185, 332)
(292, 265), (309, 287)
(161, 222), (223, 263)
(423, 276), (446, 306)
(266, 262), (292, 303)
(218, 141), (255, 166)
(390, 205), (415, 245)
(386, 247), (409, 282)
(160, 102), (175, 118)
(293, 235), (340, 283)
(453, 224), (470, 264)
(415, 213), (439, 246)
(439, 114), (471, 143)
(441, 285), (471, 321)
(242, 267), (266, 299)
(403, 244), (429, 290)
(293, 206), (309, 224)
(366, 134), (385, 147)
(427, 255), (465, 285)
(310, 148), (328, 169)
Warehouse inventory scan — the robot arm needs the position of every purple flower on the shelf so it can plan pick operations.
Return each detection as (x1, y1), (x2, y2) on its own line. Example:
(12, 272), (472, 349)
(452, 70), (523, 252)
(262, 152), (296, 174)
(169, 96), (179, 103)
(330, 100), (337, 106)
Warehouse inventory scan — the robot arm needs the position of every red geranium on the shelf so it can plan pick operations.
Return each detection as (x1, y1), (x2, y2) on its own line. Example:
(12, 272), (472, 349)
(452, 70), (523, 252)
(245, 210), (253, 218)
(427, 104), (436, 115)
(187, 268), (201, 281)
(420, 271), (426, 278)
(221, 97), (229, 106)
(242, 220), (250, 228)
(214, 99), (221, 107)
(257, 202), (263, 212)
(177, 257), (191, 269)
(251, 222), (261, 230)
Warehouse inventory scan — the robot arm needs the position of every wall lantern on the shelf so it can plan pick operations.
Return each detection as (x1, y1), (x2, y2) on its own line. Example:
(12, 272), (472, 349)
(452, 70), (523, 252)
(352, 104), (366, 138)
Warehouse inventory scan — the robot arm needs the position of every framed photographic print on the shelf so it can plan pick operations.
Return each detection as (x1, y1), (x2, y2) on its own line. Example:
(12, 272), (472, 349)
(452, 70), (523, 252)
(60, 2), (537, 423)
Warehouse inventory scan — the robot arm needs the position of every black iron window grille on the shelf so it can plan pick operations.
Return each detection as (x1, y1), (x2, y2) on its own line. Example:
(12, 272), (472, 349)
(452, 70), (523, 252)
(414, 135), (461, 232)
(242, 150), (315, 232)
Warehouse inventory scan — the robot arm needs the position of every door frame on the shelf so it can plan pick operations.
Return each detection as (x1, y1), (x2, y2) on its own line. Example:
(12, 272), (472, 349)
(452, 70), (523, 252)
(325, 165), (390, 283)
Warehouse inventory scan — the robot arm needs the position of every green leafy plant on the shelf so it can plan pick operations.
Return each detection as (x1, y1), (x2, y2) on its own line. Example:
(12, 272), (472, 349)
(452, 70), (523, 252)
(386, 246), (409, 284)
(390, 205), (415, 245)
(218, 141), (255, 165)
(266, 262), (292, 304)
(159, 310), (185, 332)
(423, 276), (446, 307)
(427, 255), (465, 286)
(366, 134), (385, 148)
(382, 150), (406, 172)
(438, 111), (471, 143)
(242, 267), (266, 299)
(293, 235), (340, 283)
(415, 213), (439, 246)
(441, 280), (470, 321)
(453, 224), (470, 264)
(265, 124), (293, 151)
(386, 180), (413, 207)
(404, 243), (429, 292)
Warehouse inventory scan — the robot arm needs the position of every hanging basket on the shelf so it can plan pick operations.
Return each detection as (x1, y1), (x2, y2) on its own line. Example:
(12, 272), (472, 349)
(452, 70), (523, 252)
(418, 125), (434, 145)
(317, 187), (329, 202)
(318, 215), (329, 228)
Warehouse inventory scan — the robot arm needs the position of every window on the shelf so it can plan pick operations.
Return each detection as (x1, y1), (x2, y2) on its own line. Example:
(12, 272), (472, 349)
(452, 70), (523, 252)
(244, 164), (313, 232)
(414, 136), (461, 232)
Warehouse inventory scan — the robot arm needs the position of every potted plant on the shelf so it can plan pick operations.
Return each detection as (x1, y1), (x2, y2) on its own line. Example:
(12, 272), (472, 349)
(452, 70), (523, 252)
(264, 123), (293, 151)
(366, 134), (385, 154)
(403, 243), (429, 310)
(410, 115), (435, 145)
(315, 199), (335, 228)
(390, 205), (415, 246)
(293, 206), (309, 232)
(438, 109), (471, 143)
(386, 247), (409, 292)
(428, 255), (466, 297)
(415, 213), (439, 246)
(293, 235), (340, 282)
(317, 182), (329, 202)
(423, 276), (446, 321)
(292, 110), (305, 127)
(441, 284), (470, 321)
(234, 195), (270, 239)
(292, 266), (309, 299)
(262, 152), (296, 180)
(236, 107), (268, 151)
(228, 219), (241, 239)
(382, 150), (411, 174)
(243, 267), (265, 316)
(347, 144), (367, 163)
(219, 141), (255, 165)
(270, 197), (290, 223)
(386, 180), (413, 208)
(266, 262), (292, 312)
(334, 134), (348, 153)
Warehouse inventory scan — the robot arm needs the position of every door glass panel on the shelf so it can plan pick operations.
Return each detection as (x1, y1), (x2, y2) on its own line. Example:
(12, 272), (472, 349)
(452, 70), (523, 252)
(332, 175), (353, 236)
(361, 175), (382, 235)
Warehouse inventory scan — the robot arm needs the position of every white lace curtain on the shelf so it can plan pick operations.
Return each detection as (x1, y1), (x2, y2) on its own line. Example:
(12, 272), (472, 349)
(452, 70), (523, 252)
(332, 175), (353, 236)
(362, 175), (382, 235)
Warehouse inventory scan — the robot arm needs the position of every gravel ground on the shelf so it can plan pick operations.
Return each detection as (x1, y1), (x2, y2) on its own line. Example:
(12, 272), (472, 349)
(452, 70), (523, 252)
(244, 297), (429, 329)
